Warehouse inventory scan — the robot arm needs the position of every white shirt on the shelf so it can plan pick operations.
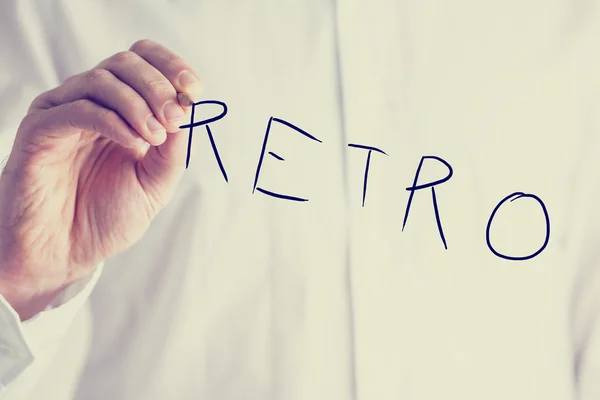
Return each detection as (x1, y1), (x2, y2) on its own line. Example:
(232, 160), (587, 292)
(1, 0), (600, 399)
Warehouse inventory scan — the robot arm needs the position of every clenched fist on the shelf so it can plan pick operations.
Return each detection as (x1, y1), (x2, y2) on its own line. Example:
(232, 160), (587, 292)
(0, 40), (202, 320)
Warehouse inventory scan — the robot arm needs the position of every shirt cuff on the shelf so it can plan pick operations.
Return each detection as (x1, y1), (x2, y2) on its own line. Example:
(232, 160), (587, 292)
(0, 262), (103, 390)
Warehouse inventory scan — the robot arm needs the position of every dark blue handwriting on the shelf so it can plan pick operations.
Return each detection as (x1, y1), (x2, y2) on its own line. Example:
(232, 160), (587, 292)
(179, 101), (551, 261)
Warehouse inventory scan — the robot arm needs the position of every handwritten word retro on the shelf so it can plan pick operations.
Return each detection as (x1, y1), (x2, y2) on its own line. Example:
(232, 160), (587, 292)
(179, 100), (550, 262)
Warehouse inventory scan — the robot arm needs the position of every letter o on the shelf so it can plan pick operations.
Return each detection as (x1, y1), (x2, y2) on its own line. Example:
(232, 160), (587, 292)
(486, 192), (550, 261)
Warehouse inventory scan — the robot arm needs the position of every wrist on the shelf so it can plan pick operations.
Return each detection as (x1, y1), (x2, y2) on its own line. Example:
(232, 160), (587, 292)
(0, 270), (70, 321)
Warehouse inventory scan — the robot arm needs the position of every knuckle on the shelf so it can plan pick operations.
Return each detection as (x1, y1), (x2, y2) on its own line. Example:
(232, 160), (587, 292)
(143, 78), (174, 98)
(67, 100), (117, 132)
(110, 50), (138, 65)
(97, 106), (115, 120)
(96, 107), (119, 128)
(68, 98), (91, 114)
(84, 68), (112, 84)
(159, 52), (181, 70)
(130, 39), (155, 53)
(63, 101), (88, 130)
(29, 92), (52, 111)
(93, 108), (119, 136)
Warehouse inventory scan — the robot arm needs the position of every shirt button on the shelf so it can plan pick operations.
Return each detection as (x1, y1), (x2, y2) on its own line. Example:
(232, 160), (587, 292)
(0, 343), (17, 360)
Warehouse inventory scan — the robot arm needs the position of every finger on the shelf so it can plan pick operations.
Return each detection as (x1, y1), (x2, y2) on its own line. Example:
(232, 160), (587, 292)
(137, 96), (193, 196)
(21, 99), (147, 151)
(97, 49), (187, 134)
(129, 40), (203, 101)
(136, 128), (188, 208)
(33, 68), (168, 147)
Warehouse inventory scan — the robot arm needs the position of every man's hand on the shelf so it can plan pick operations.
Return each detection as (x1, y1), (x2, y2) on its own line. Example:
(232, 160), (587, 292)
(0, 40), (202, 320)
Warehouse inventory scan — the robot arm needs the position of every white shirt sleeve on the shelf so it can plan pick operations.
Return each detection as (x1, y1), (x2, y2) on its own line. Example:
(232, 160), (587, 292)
(0, 262), (103, 399)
